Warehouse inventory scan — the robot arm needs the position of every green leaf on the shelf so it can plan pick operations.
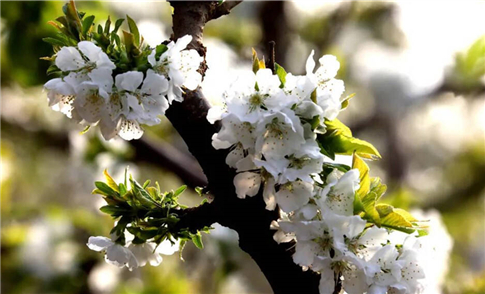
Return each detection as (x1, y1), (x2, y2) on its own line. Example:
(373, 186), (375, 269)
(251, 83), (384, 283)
(103, 169), (120, 193)
(155, 44), (168, 60)
(370, 177), (387, 200)
(191, 232), (204, 249)
(104, 16), (111, 35)
(126, 15), (140, 46)
(179, 240), (186, 261)
(143, 180), (151, 189)
(131, 178), (162, 209)
(195, 186), (204, 197)
(318, 119), (381, 160)
(82, 15), (95, 37)
(94, 181), (119, 197)
(123, 30), (135, 55)
(119, 183), (127, 196)
(310, 89), (317, 104)
(42, 37), (66, 47)
(376, 204), (415, 233)
(112, 19), (125, 34)
(352, 154), (370, 198)
(174, 185), (187, 197)
(361, 192), (381, 226)
(99, 205), (130, 217)
(275, 62), (287, 87)
(46, 64), (61, 76)
(252, 48), (260, 73)
(322, 162), (351, 173)
(341, 93), (355, 110)
(325, 118), (352, 137)
(126, 227), (159, 241)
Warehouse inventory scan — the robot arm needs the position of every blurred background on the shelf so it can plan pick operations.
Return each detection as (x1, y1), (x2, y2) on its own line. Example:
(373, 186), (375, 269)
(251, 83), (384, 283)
(1, 1), (484, 293)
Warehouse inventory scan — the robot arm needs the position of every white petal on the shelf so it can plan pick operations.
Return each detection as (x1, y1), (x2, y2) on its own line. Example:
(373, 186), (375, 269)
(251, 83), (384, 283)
(148, 50), (157, 67)
(115, 71), (144, 92)
(78, 41), (102, 62)
(87, 236), (113, 252)
(263, 177), (277, 210)
(207, 105), (224, 124)
(56, 46), (85, 71)
(142, 69), (169, 96)
(212, 133), (232, 149)
(118, 118), (143, 141)
(74, 82), (106, 123)
(305, 50), (316, 75)
(275, 181), (312, 212)
(233, 172), (261, 198)
(156, 239), (180, 256)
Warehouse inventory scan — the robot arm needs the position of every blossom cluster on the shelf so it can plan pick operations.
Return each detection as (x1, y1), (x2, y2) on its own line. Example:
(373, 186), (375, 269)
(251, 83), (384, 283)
(44, 36), (202, 140)
(209, 51), (428, 293)
(274, 169), (426, 294)
(88, 231), (178, 271)
(208, 50), (344, 212)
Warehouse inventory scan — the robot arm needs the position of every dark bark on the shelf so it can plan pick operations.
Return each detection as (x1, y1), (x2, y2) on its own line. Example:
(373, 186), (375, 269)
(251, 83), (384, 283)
(166, 1), (320, 293)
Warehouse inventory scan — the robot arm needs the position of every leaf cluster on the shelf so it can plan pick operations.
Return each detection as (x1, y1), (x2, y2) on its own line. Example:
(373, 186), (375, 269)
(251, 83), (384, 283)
(93, 169), (209, 249)
(42, 0), (155, 77)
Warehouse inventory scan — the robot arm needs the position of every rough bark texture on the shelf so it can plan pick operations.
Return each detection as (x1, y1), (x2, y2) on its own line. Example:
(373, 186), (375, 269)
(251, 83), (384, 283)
(165, 1), (320, 293)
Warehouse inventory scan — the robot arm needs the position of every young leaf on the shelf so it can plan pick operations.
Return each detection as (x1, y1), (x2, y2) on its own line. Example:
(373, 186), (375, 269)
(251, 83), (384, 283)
(174, 185), (187, 197)
(341, 93), (355, 110)
(126, 15), (140, 46)
(42, 37), (66, 47)
(191, 232), (204, 249)
(361, 192), (381, 226)
(179, 240), (186, 261)
(82, 15), (95, 37)
(94, 181), (119, 197)
(352, 154), (370, 198)
(275, 62), (287, 87)
(104, 169), (120, 193)
(99, 205), (130, 217)
(252, 48), (260, 73)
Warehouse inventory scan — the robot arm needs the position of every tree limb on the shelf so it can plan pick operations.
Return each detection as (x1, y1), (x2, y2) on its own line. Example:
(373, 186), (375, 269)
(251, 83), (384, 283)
(165, 1), (320, 293)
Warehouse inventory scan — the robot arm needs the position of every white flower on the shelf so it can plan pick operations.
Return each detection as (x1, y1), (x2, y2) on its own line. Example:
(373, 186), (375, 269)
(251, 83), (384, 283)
(128, 242), (163, 267)
(275, 180), (313, 212)
(305, 50), (345, 121)
(365, 245), (403, 293)
(224, 69), (294, 124)
(148, 35), (203, 103)
(316, 169), (360, 217)
(115, 70), (169, 126)
(87, 236), (138, 271)
(56, 41), (115, 84)
(279, 139), (324, 183)
(254, 109), (306, 160)
(44, 76), (79, 120)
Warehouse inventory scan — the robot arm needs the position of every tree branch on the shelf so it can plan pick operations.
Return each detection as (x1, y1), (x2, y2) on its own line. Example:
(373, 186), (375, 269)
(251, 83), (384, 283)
(165, 2), (320, 293)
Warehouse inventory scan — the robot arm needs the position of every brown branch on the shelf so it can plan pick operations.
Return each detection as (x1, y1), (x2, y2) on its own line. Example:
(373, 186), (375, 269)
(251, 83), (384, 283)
(165, 2), (320, 293)
(211, 0), (242, 20)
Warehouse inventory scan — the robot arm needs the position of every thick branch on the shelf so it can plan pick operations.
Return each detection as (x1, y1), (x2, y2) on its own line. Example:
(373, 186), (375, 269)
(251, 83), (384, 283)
(166, 2), (320, 293)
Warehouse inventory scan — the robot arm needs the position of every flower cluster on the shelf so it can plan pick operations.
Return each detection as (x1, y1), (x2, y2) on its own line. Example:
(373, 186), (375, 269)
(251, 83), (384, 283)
(87, 231), (178, 271)
(274, 168), (426, 294)
(209, 50), (429, 294)
(87, 170), (209, 270)
(208, 50), (346, 212)
(43, 6), (202, 140)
